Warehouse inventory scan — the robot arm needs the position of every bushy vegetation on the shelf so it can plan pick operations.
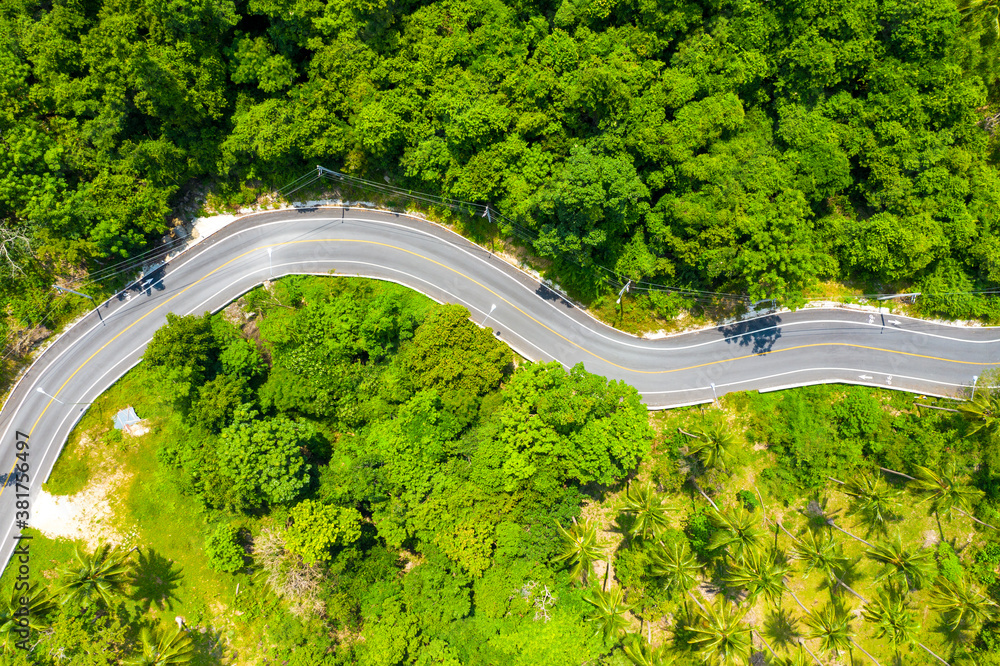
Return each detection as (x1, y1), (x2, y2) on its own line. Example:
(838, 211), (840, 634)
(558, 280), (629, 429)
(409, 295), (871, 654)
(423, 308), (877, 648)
(6, 276), (1000, 664)
(4, 0), (1000, 382)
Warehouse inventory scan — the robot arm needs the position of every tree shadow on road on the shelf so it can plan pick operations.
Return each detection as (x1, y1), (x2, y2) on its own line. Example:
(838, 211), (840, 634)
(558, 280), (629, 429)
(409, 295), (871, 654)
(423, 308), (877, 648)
(719, 315), (782, 354)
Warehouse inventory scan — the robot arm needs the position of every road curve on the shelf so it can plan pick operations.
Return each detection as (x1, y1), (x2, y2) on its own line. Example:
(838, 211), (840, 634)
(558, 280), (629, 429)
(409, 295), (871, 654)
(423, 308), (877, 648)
(1, 207), (998, 572)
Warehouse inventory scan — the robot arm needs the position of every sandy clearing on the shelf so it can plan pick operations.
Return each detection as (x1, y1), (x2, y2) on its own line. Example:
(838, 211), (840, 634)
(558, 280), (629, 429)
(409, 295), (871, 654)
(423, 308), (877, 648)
(32, 468), (131, 550)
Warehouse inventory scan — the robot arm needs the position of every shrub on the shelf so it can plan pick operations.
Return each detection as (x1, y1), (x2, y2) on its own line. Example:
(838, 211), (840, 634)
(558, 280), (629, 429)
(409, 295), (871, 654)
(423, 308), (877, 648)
(206, 524), (245, 573)
(736, 490), (760, 512)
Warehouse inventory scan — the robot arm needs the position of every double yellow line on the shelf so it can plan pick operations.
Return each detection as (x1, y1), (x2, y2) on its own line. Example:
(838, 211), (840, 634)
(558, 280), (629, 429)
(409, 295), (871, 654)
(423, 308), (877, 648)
(4, 238), (993, 501)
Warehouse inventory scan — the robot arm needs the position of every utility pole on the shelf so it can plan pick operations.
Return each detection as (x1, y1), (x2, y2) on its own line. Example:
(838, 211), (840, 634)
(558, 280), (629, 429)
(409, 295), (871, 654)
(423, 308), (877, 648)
(54, 285), (104, 325)
(616, 280), (632, 305)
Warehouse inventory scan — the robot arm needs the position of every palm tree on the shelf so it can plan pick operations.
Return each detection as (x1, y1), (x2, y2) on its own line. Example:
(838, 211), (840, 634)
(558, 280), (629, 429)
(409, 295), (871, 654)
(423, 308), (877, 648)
(709, 504), (765, 560)
(929, 577), (999, 631)
(910, 462), (985, 541)
(837, 471), (901, 535)
(622, 483), (671, 541)
(583, 586), (633, 641)
(0, 584), (56, 651)
(790, 530), (847, 585)
(686, 423), (739, 472)
(956, 387), (1000, 435)
(553, 519), (604, 586)
(959, 0), (1000, 40)
(56, 544), (135, 608)
(648, 540), (699, 595)
(803, 603), (881, 665)
(724, 547), (788, 608)
(863, 585), (949, 665)
(687, 597), (752, 666)
(622, 633), (675, 666)
(865, 536), (934, 590)
(126, 623), (196, 666)
(802, 603), (852, 657)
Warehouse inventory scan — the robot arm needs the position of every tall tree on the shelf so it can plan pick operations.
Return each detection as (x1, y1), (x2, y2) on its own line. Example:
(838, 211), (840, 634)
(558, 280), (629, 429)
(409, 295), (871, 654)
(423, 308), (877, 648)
(0, 584), (55, 652)
(56, 544), (134, 608)
(865, 536), (934, 589)
(837, 471), (901, 535)
(125, 623), (196, 666)
(909, 462), (985, 541)
(687, 597), (753, 666)
(709, 504), (765, 560)
(583, 586), (634, 641)
(929, 578), (999, 631)
(553, 519), (604, 586)
(621, 483), (671, 541)
(862, 585), (949, 665)
(724, 547), (789, 608)
(687, 423), (740, 472)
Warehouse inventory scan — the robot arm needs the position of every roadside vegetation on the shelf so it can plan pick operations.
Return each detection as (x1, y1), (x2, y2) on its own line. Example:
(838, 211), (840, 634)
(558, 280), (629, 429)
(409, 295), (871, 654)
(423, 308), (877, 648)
(4, 0), (1000, 391)
(3, 276), (998, 664)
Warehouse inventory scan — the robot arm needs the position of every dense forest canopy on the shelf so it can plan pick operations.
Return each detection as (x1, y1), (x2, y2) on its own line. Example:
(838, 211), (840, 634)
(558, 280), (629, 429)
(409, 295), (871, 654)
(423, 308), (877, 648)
(3, 0), (1000, 347)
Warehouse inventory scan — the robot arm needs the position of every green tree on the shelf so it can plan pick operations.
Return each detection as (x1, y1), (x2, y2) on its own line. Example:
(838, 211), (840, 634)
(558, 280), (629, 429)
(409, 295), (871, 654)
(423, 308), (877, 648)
(143, 313), (219, 403)
(802, 603), (852, 658)
(863, 585), (949, 665)
(929, 577), (999, 631)
(622, 633), (675, 665)
(709, 504), (765, 560)
(687, 597), (752, 666)
(910, 461), (985, 540)
(483, 362), (651, 492)
(838, 471), (901, 535)
(0, 584), (55, 652)
(687, 423), (740, 472)
(126, 623), (196, 666)
(554, 519), (604, 586)
(583, 586), (633, 641)
(957, 390), (1000, 437)
(648, 540), (699, 595)
(621, 483), (671, 541)
(790, 530), (847, 584)
(215, 408), (314, 510)
(398, 304), (511, 424)
(56, 544), (134, 608)
(204, 524), (244, 573)
(723, 548), (788, 608)
(865, 536), (934, 589)
(284, 500), (363, 565)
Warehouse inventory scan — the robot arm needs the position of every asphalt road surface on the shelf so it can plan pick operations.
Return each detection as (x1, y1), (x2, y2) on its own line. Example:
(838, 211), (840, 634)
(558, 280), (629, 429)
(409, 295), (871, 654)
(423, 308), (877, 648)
(1, 207), (998, 573)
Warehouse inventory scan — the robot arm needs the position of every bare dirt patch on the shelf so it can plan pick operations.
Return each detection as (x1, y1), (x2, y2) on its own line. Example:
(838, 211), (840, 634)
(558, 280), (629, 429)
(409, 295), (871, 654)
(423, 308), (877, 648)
(32, 468), (132, 550)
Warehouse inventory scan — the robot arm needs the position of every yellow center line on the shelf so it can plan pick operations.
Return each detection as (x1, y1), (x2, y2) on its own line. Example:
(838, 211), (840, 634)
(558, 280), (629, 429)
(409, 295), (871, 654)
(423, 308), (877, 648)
(5, 237), (991, 501)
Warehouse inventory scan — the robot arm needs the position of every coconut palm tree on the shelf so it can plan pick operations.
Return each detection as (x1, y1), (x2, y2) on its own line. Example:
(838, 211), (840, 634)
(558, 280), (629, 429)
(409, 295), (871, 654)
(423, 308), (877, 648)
(583, 586), (633, 641)
(553, 519), (604, 586)
(724, 547), (788, 608)
(126, 623), (196, 666)
(709, 504), (765, 560)
(803, 603), (881, 665)
(622, 483), (672, 541)
(687, 423), (739, 471)
(687, 597), (752, 666)
(790, 530), (847, 585)
(929, 577), (999, 631)
(802, 603), (852, 657)
(0, 584), (56, 652)
(909, 461), (985, 541)
(865, 536), (934, 590)
(622, 633), (675, 666)
(837, 471), (901, 535)
(862, 585), (949, 665)
(56, 544), (135, 608)
(956, 388), (1000, 435)
(648, 540), (699, 595)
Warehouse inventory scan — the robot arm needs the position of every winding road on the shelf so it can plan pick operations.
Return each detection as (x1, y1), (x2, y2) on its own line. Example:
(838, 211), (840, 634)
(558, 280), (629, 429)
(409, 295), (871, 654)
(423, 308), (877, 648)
(0, 207), (998, 572)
